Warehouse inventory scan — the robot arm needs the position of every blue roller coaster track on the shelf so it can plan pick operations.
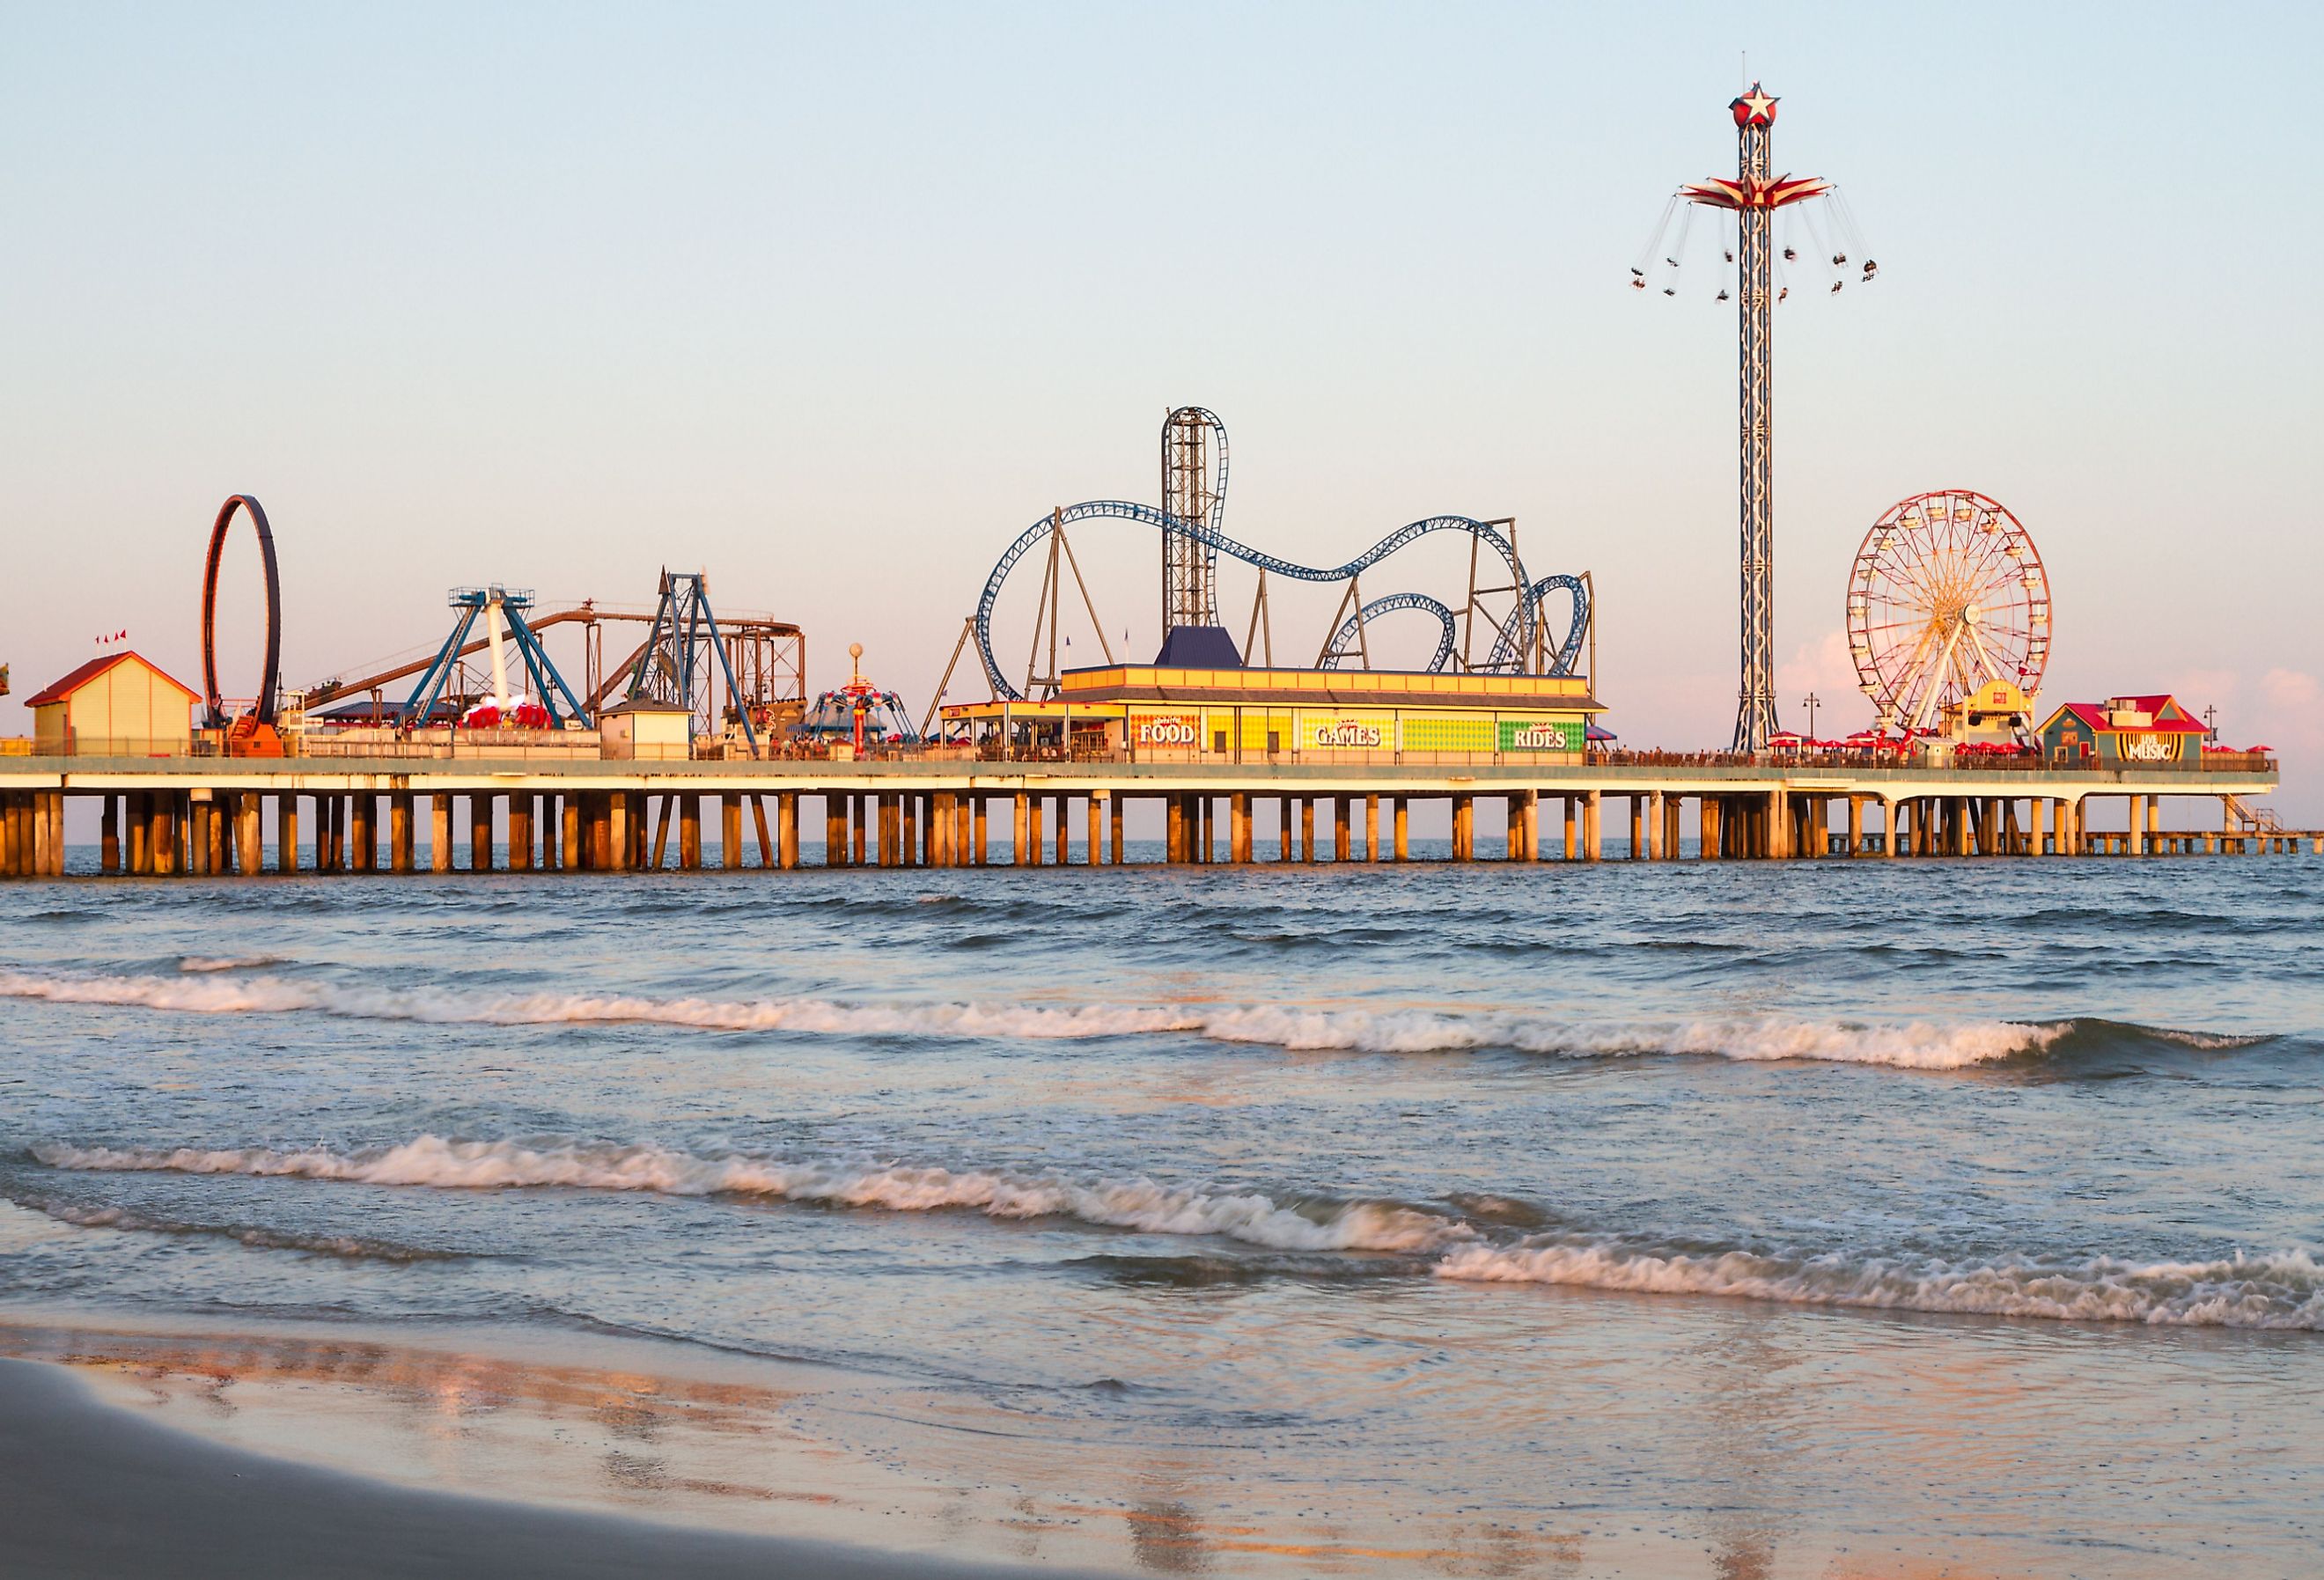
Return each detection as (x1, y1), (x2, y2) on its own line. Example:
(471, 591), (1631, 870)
(974, 503), (1590, 702)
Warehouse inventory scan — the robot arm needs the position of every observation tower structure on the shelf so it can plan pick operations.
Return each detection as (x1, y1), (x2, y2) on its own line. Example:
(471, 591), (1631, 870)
(1637, 85), (1869, 751)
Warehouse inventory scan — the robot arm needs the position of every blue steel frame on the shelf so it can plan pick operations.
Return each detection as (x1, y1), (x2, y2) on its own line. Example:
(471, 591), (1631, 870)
(624, 571), (760, 753)
(396, 587), (590, 730)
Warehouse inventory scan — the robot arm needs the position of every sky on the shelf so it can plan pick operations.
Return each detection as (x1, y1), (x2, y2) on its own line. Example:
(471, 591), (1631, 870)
(4, 2), (2319, 816)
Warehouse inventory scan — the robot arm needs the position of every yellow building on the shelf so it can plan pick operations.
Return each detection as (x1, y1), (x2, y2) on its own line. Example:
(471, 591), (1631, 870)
(1943, 679), (2037, 746)
(943, 665), (1602, 762)
(26, 651), (199, 756)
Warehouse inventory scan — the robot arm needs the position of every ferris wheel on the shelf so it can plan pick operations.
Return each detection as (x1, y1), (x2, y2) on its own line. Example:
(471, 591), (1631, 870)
(1847, 489), (2050, 733)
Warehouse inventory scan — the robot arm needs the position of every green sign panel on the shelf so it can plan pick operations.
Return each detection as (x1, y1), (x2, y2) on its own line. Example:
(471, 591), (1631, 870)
(1497, 717), (1581, 752)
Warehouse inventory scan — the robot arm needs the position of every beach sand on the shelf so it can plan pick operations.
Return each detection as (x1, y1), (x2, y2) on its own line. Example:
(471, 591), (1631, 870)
(0, 1357), (1108, 1579)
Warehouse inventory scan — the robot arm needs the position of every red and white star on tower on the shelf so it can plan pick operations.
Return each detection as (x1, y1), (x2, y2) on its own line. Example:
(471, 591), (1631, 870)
(1732, 85), (1778, 127)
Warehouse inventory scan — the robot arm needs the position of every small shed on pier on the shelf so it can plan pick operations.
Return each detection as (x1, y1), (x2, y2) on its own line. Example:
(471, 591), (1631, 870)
(26, 651), (199, 756)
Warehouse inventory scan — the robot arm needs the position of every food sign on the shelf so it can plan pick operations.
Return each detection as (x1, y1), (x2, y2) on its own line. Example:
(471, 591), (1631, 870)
(1133, 712), (1202, 748)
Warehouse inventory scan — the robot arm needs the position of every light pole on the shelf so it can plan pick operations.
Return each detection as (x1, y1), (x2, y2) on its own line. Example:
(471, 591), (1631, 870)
(1803, 692), (1820, 741)
(2203, 704), (2218, 745)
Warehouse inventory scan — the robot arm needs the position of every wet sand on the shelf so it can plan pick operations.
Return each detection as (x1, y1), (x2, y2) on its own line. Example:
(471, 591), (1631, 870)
(0, 1357), (1107, 1580)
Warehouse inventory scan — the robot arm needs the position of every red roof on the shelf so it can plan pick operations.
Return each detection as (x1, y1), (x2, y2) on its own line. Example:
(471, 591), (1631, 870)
(25, 650), (200, 709)
(2048, 700), (2205, 736)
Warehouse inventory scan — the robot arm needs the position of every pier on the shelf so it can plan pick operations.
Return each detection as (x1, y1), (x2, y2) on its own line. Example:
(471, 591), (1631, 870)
(0, 752), (2306, 878)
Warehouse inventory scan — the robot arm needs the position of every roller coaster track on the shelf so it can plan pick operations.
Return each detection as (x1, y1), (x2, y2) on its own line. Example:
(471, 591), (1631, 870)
(1321, 593), (1459, 674)
(975, 503), (1587, 702)
(1320, 576), (1590, 679)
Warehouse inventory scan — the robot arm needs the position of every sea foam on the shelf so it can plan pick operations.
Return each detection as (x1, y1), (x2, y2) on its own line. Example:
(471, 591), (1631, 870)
(1433, 1238), (2324, 1328)
(32, 1134), (2320, 1326)
(30, 1136), (1467, 1254)
(0, 969), (2065, 1068)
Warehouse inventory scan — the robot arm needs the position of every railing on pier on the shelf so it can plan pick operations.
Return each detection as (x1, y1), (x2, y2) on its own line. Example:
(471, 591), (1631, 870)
(0, 733), (2284, 779)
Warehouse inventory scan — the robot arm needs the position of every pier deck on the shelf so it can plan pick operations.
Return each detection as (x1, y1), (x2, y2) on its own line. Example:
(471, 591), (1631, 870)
(0, 752), (2305, 877)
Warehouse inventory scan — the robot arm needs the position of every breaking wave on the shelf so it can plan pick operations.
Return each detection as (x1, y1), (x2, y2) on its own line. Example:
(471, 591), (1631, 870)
(1434, 1238), (2324, 1329)
(29, 1137), (1467, 1254)
(0, 968), (2083, 1068)
(31, 1135), (2321, 1326)
(11, 1196), (457, 1263)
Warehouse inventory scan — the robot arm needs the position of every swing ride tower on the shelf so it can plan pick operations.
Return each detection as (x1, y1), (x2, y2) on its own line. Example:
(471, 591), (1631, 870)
(1645, 84), (1859, 751)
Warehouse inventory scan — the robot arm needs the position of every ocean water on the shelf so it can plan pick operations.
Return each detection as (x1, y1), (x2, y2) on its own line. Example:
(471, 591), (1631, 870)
(3, 844), (2320, 1576)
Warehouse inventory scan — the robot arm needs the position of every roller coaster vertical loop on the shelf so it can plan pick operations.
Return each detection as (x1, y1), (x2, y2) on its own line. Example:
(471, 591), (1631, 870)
(201, 494), (282, 727)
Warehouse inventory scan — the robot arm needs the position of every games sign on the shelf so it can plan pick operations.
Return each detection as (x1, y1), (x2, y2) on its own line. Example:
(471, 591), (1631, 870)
(1304, 716), (1386, 750)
